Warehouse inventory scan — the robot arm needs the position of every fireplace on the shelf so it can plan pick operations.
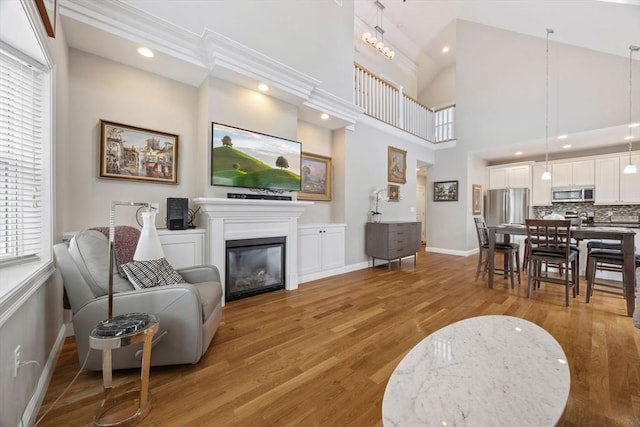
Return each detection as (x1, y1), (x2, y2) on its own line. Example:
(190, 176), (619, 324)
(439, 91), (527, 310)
(225, 237), (286, 301)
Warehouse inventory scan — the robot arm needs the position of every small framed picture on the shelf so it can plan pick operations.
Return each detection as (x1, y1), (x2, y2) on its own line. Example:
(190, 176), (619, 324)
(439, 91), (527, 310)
(472, 184), (482, 214)
(387, 184), (400, 202)
(298, 152), (332, 201)
(388, 146), (407, 184)
(433, 180), (459, 202)
(99, 120), (179, 184)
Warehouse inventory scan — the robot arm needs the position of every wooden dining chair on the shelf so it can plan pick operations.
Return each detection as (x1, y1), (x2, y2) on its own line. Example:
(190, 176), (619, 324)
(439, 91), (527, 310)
(524, 219), (579, 307)
(473, 216), (521, 288)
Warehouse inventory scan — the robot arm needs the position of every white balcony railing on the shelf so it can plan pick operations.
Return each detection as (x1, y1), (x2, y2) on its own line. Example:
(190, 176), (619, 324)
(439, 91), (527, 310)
(354, 63), (455, 143)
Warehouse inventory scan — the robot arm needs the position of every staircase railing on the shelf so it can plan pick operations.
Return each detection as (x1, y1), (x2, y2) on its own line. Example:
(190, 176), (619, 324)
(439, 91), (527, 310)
(354, 63), (455, 143)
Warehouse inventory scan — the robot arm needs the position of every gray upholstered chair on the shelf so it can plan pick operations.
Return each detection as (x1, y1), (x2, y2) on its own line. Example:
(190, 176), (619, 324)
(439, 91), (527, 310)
(53, 227), (223, 371)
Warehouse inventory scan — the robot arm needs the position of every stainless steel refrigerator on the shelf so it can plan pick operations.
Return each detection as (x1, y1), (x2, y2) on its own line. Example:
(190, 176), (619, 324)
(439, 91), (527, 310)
(484, 188), (530, 227)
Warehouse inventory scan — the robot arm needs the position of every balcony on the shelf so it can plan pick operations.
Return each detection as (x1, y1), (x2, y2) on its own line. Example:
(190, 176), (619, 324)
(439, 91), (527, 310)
(354, 63), (455, 143)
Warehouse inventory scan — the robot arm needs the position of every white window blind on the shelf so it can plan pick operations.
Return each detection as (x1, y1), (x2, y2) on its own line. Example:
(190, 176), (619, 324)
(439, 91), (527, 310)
(0, 47), (44, 265)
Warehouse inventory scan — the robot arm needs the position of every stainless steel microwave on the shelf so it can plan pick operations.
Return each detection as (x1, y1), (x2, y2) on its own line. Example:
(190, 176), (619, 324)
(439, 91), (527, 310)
(551, 187), (595, 202)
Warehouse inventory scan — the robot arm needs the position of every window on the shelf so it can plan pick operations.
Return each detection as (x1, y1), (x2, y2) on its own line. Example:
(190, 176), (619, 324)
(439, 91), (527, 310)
(0, 45), (45, 266)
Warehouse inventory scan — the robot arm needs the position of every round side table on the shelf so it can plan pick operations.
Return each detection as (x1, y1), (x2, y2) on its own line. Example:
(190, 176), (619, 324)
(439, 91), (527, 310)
(89, 313), (159, 427)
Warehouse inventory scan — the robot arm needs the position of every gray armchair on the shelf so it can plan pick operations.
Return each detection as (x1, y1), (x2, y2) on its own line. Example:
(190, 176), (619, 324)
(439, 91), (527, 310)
(53, 228), (223, 371)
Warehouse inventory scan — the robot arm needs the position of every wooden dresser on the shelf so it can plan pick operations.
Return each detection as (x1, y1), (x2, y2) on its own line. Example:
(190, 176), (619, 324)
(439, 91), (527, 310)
(365, 221), (421, 269)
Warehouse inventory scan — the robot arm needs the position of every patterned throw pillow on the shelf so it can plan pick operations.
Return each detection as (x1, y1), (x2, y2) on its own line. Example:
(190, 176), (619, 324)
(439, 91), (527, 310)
(121, 258), (184, 289)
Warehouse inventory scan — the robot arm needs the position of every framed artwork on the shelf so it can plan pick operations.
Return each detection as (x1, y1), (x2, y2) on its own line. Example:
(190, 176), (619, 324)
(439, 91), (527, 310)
(472, 184), (482, 214)
(35, 0), (57, 38)
(387, 184), (400, 202)
(388, 146), (407, 184)
(99, 120), (179, 184)
(433, 180), (459, 202)
(298, 152), (332, 201)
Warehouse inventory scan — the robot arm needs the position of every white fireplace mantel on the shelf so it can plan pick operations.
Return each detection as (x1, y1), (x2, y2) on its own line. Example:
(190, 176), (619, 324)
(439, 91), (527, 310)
(193, 197), (312, 302)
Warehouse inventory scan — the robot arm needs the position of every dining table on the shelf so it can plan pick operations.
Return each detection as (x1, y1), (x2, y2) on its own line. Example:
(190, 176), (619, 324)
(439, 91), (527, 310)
(487, 224), (638, 321)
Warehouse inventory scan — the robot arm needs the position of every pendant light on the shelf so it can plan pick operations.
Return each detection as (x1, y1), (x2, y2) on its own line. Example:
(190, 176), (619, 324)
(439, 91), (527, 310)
(541, 29), (554, 181)
(623, 45), (639, 175)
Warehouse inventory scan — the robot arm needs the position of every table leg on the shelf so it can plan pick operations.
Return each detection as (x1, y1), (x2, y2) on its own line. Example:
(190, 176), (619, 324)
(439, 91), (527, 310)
(488, 228), (496, 289)
(102, 349), (112, 390)
(623, 234), (639, 324)
(139, 328), (154, 414)
(502, 234), (511, 278)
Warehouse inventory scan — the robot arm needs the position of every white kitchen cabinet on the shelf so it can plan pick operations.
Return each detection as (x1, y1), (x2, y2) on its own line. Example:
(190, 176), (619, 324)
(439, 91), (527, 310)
(551, 160), (594, 188)
(594, 157), (620, 204)
(298, 224), (345, 281)
(158, 228), (205, 269)
(488, 165), (531, 189)
(531, 164), (552, 206)
(619, 154), (640, 203)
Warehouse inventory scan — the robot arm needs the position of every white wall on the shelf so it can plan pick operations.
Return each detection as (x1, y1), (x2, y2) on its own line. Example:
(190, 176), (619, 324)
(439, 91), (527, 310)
(63, 49), (200, 232)
(297, 121), (333, 224)
(419, 65), (456, 109)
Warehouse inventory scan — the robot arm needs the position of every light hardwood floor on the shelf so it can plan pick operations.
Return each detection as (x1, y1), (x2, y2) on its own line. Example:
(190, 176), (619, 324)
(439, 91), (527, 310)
(38, 252), (640, 426)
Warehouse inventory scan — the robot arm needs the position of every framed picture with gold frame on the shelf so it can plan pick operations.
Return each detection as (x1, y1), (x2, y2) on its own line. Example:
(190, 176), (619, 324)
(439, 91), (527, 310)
(472, 184), (482, 214)
(99, 120), (179, 184)
(298, 152), (332, 201)
(387, 184), (400, 202)
(388, 146), (407, 184)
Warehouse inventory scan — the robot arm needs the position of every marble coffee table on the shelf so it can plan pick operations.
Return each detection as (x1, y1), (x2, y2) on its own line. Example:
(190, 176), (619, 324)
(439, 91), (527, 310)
(382, 315), (570, 427)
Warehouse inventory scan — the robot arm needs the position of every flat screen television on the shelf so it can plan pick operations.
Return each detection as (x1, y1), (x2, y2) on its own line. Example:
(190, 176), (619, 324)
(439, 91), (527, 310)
(211, 122), (301, 191)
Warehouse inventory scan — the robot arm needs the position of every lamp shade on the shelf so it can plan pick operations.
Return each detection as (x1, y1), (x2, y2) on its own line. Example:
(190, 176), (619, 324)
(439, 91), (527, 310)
(134, 211), (164, 261)
(623, 163), (637, 174)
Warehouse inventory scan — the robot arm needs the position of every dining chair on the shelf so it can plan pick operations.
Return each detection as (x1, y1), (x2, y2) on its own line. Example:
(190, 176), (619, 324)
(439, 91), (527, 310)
(585, 246), (640, 303)
(473, 216), (521, 288)
(524, 219), (579, 307)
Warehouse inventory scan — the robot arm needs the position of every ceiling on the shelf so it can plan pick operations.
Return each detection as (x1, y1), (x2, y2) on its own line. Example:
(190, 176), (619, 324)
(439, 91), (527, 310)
(60, 0), (640, 161)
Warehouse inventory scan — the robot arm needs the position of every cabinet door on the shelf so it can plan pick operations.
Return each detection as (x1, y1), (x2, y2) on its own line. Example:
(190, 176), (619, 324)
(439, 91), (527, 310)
(321, 228), (345, 270)
(532, 164), (552, 206)
(507, 165), (531, 188)
(298, 228), (323, 275)
(620, 154), (640, 203)
(158, 230), (205, 269)
(594, 157), (620, 204)
(489, 168), (508, 189)
(572, 160), (595, 186)
(551, 163), (573, 188)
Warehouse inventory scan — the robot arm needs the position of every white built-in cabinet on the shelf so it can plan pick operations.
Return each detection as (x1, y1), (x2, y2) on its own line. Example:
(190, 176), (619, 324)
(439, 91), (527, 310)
(157, 228), (205, 269)
(551, 160), (594, 188)
(298, 224), (345, 281)
(531, 164), (552, 206)
(488, 164), (531, 189)
(594, 154), (640, 204)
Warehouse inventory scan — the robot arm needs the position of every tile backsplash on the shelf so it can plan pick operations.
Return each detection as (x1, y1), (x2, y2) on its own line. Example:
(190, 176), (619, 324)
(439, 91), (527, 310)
(532, 203), (640, 222)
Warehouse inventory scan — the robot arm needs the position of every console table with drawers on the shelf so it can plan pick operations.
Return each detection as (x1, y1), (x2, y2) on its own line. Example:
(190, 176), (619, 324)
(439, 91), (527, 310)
(365, 221), (421, 270)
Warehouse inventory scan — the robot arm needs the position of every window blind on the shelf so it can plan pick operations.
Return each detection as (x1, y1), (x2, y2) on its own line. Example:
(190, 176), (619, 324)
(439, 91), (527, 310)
(0, 48), (44, 265)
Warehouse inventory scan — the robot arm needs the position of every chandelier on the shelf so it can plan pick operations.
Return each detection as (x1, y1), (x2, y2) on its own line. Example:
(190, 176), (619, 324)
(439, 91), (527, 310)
(623, 45), (639, 175)
(362, 1), (395, 60)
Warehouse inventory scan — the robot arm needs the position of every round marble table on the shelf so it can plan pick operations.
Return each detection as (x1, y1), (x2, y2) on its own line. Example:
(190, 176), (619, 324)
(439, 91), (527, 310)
(382, 315), (570, 427)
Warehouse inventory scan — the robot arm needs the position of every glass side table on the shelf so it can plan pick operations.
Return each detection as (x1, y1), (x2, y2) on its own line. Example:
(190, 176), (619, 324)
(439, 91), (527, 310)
(89, 313), (159, 427)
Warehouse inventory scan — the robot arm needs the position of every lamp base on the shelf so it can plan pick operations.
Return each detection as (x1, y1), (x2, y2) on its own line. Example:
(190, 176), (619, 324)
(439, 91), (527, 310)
(94, 313), (153, 337)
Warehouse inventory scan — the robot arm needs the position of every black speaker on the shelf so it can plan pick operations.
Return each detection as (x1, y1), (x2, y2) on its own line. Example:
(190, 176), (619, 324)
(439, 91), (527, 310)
(166, 198), (189, 230)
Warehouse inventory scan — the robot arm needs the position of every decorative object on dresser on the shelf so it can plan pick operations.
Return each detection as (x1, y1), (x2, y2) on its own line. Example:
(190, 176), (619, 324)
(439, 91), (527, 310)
(433, 180), (458, 202)
(472, 184), (482, 214)
(370, 188), (388, 222)
(99, 120), (178, 184)
(388, 146), (407, 184)
(299, 152), (332, 201)
(365, 221), (421, 270)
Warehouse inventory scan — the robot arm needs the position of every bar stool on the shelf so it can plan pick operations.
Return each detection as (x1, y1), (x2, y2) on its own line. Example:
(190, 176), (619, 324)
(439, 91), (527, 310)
(586, 249), (640, 303)
(473, 217), (521, 288)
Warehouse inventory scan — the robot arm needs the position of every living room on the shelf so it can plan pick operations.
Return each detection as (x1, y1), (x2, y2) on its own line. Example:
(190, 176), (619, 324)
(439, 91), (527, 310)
(1, 0), (639, 426)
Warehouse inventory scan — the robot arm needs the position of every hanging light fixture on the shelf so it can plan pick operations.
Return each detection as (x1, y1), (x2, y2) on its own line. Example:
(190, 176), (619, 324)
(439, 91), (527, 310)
(362, 1), (395, 60)
(541, 28), (554, 181)
(623, 45), (639, 175)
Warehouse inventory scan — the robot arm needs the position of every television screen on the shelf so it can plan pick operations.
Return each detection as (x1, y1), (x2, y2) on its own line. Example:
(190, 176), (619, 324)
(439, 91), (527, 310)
(211, 122), (301, 191)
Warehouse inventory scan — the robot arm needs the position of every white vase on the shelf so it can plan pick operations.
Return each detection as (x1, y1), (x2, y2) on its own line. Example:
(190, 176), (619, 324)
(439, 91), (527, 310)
(372, 214), (382, 223)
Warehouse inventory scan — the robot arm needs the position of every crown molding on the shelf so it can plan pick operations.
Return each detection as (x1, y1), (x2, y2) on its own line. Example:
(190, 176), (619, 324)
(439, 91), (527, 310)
(303, 88), (364, 127)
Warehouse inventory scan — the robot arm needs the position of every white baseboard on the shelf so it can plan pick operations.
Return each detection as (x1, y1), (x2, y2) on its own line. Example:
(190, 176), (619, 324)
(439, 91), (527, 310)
(22, 324), (67, 427)
(426, 246), (477, 257)
(299, 261), (370, 283)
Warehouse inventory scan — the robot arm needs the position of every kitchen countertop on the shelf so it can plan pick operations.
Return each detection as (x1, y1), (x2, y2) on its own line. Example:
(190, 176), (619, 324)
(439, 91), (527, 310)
(582, 222), (640, 229)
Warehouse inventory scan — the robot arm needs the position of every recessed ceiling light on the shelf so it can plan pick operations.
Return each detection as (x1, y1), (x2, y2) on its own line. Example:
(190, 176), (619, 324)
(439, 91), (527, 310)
(442, 46), (449, 53)
(562, 144), (571, 149)
(515, 151), (523, 155)
(557, 134), (568, 140)
(320, 113), (330, 120)
(630, 122), (640, 128)
(137, 47), (154, 58)
(258, 83), (269, 92)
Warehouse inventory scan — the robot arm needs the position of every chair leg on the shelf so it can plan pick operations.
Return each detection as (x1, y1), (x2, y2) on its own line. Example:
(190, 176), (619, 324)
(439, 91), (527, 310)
(475, 249), (483, 281)
(522, 242), (529, 272)
(527, 260), (534, 298)
(515, 248), (521, 285)
(509, 250), (515, 289)
(586, 256), (594, 303)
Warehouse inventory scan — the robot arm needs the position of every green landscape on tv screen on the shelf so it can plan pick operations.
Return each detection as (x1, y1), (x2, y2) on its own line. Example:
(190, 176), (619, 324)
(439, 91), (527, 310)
(211, 123), (301, 191)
